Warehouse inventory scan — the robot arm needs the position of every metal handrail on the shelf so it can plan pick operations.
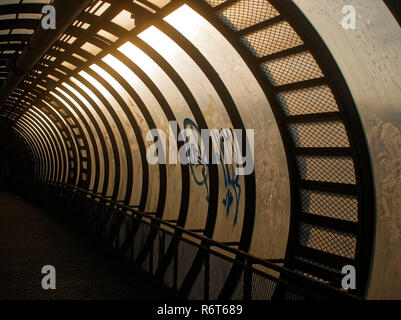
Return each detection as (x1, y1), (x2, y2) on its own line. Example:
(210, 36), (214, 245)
(26, 178), (359, 300)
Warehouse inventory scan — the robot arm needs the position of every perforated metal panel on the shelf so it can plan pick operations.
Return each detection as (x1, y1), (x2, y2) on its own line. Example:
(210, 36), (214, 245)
(289, 122), (349, 148)
(299, 223), (356, 259)
(261, 52), (324, 86)
(300, 190), (358, 222)
(296, 156), (356, 184)
(241, 21), (303, 58)
(216, 0), (279, 31)
(277, 86), (339, 116)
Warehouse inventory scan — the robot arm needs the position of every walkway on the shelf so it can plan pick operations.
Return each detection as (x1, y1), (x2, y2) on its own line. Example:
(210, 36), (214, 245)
(0, 192), (174, 300)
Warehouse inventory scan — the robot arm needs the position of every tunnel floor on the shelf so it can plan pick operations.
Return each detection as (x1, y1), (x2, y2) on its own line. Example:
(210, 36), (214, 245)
(0, 192), (175, 300)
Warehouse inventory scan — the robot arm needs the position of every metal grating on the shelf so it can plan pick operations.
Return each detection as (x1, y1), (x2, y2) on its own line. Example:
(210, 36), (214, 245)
(300, 190), (358, 222)
(251, 272), (277, 300)
(216, 0), (279, 31)
(297, 156), (356, 184)
(164, 259), (175, 289)
(188, 264), (205, 300)
(280, 289), (306, 301)
(299, 223), (356, 259)
(177, 240), (198, 288)
(209, 254), (232, 299)
(241, 21), (303, 58)
(163, 233), (175, 288)
(205, 0), (227, 8)
(261, 51), (323, 86)
(133, 223), (151, 260)
(231, 270), (244, 299)
(295, 255), (342, 275)
(288, 121), (350, 148)
(293, 269), (330, 284)
(277, 85), (339, 116)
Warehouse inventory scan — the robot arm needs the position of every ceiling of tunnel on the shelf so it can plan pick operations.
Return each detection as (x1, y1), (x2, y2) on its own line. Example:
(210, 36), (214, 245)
(0, 0), (174, 121)
(0, 0), (52, 90)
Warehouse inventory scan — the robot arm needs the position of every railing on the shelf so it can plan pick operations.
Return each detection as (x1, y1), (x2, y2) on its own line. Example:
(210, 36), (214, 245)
(15, 177), (359, 300)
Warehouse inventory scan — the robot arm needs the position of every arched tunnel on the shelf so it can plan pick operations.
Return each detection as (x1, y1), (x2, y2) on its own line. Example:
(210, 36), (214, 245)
(0, 0), (400, 301)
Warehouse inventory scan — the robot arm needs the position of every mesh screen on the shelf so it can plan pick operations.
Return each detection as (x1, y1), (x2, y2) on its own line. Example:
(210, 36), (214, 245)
(188, 264), (205, 300)
(277, 85), (338, 115)
(177, 240), (198, 288)
(241, 21), (303, 58)
(299, 223), (356, 259)
(143, 251), (151, 273)
(296, 156), (356, 184)
(280, 288), (307, 300)
(216, 0), (279, 31)
(133, 223), (151, 260)
(209, 254), (233, 299)
(164, 259), (175, 289)
(289, 121), (350, 148)
(295, 256), (342, 275)
(163, 233), (175, 288)
(300, 190), (358, 222)
(293, 268), (330, 284)
(152, 232), (162, 275)
(117, 215), (130, 251)
(231, 270), (244, 299)
(251, 272), (277, 300)
(261, 51), (323, 86)
(205, 0), (227, 7)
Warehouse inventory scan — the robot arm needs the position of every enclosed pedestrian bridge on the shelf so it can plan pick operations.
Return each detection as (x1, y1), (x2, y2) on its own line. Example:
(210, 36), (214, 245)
(0, 0), (400, 300)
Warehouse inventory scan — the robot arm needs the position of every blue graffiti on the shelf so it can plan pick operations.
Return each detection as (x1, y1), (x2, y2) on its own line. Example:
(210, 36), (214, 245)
(183, 118), (241, 226)
(183, 118), (210, 201)
(215, 129), (241, 226)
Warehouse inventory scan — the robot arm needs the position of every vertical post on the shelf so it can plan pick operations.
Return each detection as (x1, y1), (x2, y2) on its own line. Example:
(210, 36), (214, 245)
(173, 242), (178, 291)
(204, 251), (210, 300)
(149, 235), (154, 275)
(130, 213), (134, 261)
(159, 231), (165, 269)
(243, 258), (252, 301)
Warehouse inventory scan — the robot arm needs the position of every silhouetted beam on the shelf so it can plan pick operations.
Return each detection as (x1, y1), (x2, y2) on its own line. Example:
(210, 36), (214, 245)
(0, 0), (91, 106)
